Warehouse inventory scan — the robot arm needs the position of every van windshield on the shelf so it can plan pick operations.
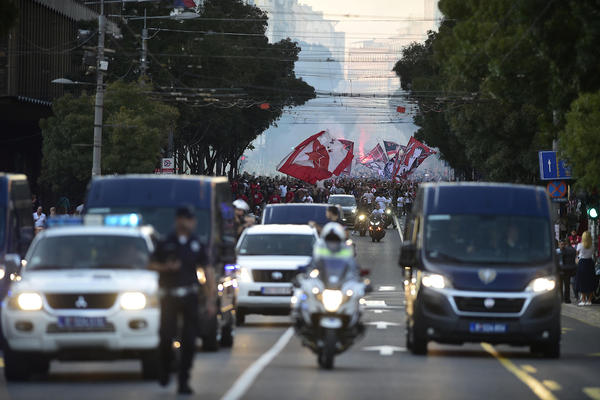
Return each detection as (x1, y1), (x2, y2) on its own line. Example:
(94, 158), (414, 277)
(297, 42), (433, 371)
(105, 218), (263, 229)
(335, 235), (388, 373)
(238, 234), (315, 256)
(328, 197), (356, 207)
(425, 214), (552, 265)
(87, 207), (209, 242)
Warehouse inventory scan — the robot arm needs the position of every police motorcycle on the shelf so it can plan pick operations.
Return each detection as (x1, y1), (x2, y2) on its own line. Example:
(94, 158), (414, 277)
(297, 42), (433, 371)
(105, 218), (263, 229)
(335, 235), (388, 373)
(292, 223), (370, 369)
(354, 212), (369, 236)
(368, 211), (386, 242)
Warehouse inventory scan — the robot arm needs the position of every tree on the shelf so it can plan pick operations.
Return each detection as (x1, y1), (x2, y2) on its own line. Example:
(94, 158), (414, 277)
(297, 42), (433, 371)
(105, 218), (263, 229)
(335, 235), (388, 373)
(559, 91), (600, 192)
(39, 81), (178, 203)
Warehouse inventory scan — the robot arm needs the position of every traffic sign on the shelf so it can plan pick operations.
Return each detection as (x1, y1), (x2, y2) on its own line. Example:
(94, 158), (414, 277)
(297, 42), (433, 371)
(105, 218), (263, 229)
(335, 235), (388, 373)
(161, 157), (174, 174)
(547, 180), (567, 200)
(538, 151), (572, 180)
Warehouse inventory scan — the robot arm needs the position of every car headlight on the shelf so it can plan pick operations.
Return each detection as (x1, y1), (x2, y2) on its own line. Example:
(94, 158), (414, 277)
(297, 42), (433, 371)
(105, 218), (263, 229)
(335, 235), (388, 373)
(0, 267), (5, 280)
(421, 272), (451, 290)
(358, 215), (366, 221)
(120, 292), (147, 310)
(239, 267), (253, 283)
(322, 289), (343, 312)
(352, 208), (357, 214)
(17, 292), (43, 311)
(526, 276), (556, 293)
(196, 268), (207, 285)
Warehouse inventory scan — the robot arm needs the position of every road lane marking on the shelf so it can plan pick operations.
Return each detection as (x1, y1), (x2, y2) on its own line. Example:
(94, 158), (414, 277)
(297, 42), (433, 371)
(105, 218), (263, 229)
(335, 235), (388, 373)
(588, 352), (600, 357)
(584, 387), (600, 400)
(481, 343), (558, 400)
(521, 364), (537, 373)
(366, 321), (401, 330)
(394, 215), (403, 241)
(378, 286), (396, 291)
(372, 310), (389, 314)
(221, 327), (294, 400)
(363, 345), (406, 356)
(542, 380), (562, 391)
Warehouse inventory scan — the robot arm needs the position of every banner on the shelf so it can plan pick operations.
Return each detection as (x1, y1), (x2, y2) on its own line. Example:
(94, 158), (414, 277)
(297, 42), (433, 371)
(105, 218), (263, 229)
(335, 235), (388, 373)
(391, 137), (436, 180)
(359, 143), (388, 164)
(338, 139), (354, 176)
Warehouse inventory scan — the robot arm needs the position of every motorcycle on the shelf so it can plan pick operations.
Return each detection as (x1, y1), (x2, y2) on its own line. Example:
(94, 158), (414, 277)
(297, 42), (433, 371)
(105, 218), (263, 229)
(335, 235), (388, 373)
(383, 207), (394, 228)
(354, 212), (368, 236)
(368, 214), (386, 242)
(292, 257), (369, 369)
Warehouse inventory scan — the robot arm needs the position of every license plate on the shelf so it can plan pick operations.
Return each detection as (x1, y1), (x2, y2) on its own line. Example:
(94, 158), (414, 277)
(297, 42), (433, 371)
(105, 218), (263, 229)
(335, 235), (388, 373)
(261, 287), (292, 296)
(469, 322), (507, 334)
(320, 317), (342, 329)
(58, 316), (107, 329)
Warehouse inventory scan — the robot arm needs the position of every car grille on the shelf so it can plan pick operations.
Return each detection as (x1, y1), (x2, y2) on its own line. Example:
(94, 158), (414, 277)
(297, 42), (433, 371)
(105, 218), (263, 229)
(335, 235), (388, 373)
(46, 322), (116, 333)
(252, 269), (298, 283)
(45, 293), (118, 310)
(454, 297), (525, 314)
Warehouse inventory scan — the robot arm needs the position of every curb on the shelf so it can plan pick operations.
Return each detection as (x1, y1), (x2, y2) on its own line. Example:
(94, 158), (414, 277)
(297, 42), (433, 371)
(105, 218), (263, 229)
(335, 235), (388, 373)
(561, 304), (600, 329)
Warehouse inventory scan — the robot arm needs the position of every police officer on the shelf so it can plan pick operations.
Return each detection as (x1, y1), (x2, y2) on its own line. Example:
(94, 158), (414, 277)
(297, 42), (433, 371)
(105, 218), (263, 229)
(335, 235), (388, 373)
(151, 206), (215, 395)
(313, 222), (354, 260)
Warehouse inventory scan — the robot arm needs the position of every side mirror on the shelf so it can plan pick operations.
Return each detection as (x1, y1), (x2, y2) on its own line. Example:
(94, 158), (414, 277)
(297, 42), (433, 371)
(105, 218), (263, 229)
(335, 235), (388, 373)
(359, 268), (370, 277)
(399, 241), (417, 267)
(3, 253), (22, 276)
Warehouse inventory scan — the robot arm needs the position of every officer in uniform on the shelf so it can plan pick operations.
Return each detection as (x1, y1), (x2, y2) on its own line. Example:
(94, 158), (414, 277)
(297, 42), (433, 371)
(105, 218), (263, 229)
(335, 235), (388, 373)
(151, 206), (215, 395)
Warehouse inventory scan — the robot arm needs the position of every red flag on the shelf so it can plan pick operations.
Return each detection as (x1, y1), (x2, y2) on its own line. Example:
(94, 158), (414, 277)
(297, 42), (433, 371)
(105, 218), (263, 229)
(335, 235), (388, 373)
(277, 131), (354, 184)
(359, 143), (388, 164)
(391, 137), (436, 180)
(396, 106), (406, 113)
(338, 139), (354, 176)
(259, 103), (270, 110)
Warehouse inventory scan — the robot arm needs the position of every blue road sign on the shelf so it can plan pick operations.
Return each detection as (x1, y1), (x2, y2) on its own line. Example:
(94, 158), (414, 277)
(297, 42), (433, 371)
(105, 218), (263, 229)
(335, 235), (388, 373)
(538, 151), (572, 180)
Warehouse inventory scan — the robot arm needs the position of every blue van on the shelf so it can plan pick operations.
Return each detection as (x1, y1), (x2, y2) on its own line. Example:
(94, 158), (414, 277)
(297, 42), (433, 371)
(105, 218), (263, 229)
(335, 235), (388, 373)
(0, 174), (34, 299)
(399, 183), (561, 357)
(84, 174), (237, 349)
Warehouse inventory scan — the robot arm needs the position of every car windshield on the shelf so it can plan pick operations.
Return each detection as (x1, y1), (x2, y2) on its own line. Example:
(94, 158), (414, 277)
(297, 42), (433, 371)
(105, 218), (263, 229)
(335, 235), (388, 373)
(263, 206), (328, 225)
(238, 234), (315, 256)
(87, 207), (209, 243)
(329, 197), (356, 207)
(425, 214), (552, 265)
(27, 235), (150, 270)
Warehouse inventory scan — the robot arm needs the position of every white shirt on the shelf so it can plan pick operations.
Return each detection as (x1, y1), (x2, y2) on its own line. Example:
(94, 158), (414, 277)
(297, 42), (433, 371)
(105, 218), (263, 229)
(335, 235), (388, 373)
(397, 196), (405, 205)
(279, 185), (287, 197)
(362, 192), (374, 203)
(33, 212), (47, 228)
(375, 196), (388, 210)
(577, 243), (594, 259)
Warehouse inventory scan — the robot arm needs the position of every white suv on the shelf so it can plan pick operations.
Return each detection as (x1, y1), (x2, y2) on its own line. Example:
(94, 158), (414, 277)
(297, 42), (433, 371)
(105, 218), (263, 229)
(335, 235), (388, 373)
(235, 224), (317, 324)
(1, 225), (159, 381)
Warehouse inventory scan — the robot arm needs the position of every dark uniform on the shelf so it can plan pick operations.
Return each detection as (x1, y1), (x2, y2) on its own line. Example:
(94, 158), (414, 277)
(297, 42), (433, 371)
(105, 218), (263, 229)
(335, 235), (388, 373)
(153, 232), (208, 388)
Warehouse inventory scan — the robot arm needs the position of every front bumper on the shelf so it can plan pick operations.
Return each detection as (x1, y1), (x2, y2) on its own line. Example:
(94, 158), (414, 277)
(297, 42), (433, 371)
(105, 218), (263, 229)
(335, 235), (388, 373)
(414, 287), (561, 345)
(237, 282), (293, 314)
(2, 307), (159, 353)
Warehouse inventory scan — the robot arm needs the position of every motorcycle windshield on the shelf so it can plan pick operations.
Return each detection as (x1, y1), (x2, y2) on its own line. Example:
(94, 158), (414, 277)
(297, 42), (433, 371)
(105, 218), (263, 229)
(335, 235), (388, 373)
(315, 257), (356, 289)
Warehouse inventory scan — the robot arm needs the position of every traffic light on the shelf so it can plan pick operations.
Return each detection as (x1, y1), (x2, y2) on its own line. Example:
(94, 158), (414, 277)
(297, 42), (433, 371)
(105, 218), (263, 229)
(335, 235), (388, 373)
(588, 206), (598, 219)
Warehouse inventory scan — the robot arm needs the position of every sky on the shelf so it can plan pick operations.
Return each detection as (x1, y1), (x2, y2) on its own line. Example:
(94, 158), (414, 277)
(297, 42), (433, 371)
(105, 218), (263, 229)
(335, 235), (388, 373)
(242, 0), (444, 176)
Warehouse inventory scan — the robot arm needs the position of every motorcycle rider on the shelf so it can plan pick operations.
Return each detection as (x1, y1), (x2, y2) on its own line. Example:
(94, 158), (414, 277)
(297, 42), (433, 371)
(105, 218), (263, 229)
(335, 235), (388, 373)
(313, 222), (354, 260)
(233, 199), (253, 241)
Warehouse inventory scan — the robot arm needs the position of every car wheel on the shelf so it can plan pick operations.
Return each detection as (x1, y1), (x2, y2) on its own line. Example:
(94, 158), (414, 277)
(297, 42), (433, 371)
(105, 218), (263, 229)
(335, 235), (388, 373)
(371, 237), (375, 242)
(236, 310), (246, 326)
(3, 346), (32, 381)
(317, 329), (336, 369)
(220, 324), (234, 348)
(531, 340), (560, 359)
(408, 320), (428, 355)
(140, 350), (160, 380)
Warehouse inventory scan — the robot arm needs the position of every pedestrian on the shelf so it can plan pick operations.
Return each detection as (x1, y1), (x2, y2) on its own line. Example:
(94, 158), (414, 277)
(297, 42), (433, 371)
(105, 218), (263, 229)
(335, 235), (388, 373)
(33, 206), (47, 229)
(557, 239), (577, 303)
(575, 231), (595, 306)
(49, 207), (57, 217)
(569, 230), (581, 247)
(150, 206), (215, 395)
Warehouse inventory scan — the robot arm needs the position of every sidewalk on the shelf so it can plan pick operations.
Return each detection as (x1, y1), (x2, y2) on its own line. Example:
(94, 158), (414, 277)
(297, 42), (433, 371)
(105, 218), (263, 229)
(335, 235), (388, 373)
(561, 303), (600, 329)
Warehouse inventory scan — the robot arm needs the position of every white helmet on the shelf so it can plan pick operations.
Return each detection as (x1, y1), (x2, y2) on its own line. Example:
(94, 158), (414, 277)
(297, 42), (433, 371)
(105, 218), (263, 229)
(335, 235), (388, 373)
(233, 199), (250, 211)
(321, 222), (345, 242)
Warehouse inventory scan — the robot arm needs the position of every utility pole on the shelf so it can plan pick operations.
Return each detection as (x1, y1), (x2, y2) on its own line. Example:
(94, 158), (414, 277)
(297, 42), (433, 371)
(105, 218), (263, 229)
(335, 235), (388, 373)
(140, 8), (148, 79)
(92, 0), (106, 176)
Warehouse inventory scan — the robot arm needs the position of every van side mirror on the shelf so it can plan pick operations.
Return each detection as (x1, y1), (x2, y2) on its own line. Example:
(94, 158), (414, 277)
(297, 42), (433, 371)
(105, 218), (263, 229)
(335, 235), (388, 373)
(3, 254), (22, 275)
(399, 241), (417, 267)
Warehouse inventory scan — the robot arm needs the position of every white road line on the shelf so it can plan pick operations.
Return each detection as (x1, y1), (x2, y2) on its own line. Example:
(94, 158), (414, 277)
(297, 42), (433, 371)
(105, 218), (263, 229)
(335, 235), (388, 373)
(221, 327), (294, 400)
(378, 285), (397, 291)
(394, 215), (403, 241)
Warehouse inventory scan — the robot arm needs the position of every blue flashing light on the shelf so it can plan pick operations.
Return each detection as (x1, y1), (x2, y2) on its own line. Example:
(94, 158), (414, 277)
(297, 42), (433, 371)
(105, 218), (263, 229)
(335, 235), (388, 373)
(46, 216), (83, 228)
(103, 213), (142, 227)
(224, 264), (240, 271)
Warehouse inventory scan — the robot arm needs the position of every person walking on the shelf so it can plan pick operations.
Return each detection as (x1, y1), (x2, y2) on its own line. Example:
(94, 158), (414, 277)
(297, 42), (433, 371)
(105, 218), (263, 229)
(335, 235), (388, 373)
(32, 206), (47, 230)
(557, 239), (577, 303)
(151, 206), (214, 395)
(575, 231), (595, 306)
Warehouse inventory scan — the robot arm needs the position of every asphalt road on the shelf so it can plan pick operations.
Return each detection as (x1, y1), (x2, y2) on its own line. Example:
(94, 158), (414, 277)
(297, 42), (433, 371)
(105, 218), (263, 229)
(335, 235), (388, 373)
(1, 226), (600, 400)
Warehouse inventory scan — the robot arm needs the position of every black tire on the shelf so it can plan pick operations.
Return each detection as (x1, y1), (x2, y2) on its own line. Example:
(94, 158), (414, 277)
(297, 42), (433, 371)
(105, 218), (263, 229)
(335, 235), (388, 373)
(371, 237), (375, 242)
(408, 321), (428, 355)
(3, 346), (32, 381)
(140, 350), (160, 380)
(531, 340), (560, 359)
(317, 329), (336, 369)
(377, 238), (381, 242)
(236, 310), (246, 326)
(31, 356), (50, 375)
(220, 324), (234, 348)
(359, 230), (366, 237)
(202, 312), (219, 352)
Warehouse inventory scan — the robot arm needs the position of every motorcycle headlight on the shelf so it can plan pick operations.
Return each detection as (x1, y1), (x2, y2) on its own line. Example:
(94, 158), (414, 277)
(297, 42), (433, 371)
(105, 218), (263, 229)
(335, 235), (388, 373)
(322, 289), (343, 312)
(120, 292), (147, 310)
(17, 292), (43, 311)
(196, 268), (207, 285)
(239, 267), (253, 283)
(421, 272), (452, 290)
(386, 209), (392, 214)
(0, 267), (5, 280)
(358, 215), (366, 221)
(526, 276), (556, 293)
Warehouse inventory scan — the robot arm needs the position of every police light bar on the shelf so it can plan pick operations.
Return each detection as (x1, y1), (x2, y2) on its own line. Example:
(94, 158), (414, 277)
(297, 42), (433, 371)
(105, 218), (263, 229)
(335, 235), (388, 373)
(104, 214), (142, 227)
(46, 216), (83, 228)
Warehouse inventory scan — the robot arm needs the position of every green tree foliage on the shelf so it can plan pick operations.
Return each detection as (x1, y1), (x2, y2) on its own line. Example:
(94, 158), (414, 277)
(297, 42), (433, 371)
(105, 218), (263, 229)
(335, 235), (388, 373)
(393, 0), (600, 182)
(0, 0), (17, 36)
(39, 82), (178, 202)
(91, 0), (315, 176)
(559, 91), (600, 192)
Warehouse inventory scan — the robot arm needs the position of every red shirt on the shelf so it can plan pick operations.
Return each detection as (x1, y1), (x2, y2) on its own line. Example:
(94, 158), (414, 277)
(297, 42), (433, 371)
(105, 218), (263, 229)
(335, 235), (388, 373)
(268, 194), (281, 204)
(285, 191), (295, 203)
(252, 192), (264, 206)
(236, 194), (249, 203)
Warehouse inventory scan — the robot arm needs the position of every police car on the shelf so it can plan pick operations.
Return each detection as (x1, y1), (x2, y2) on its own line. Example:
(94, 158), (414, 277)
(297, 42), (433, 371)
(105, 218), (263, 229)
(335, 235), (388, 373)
(1, 215), (160, 381)
(235, 225), (318, 324)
